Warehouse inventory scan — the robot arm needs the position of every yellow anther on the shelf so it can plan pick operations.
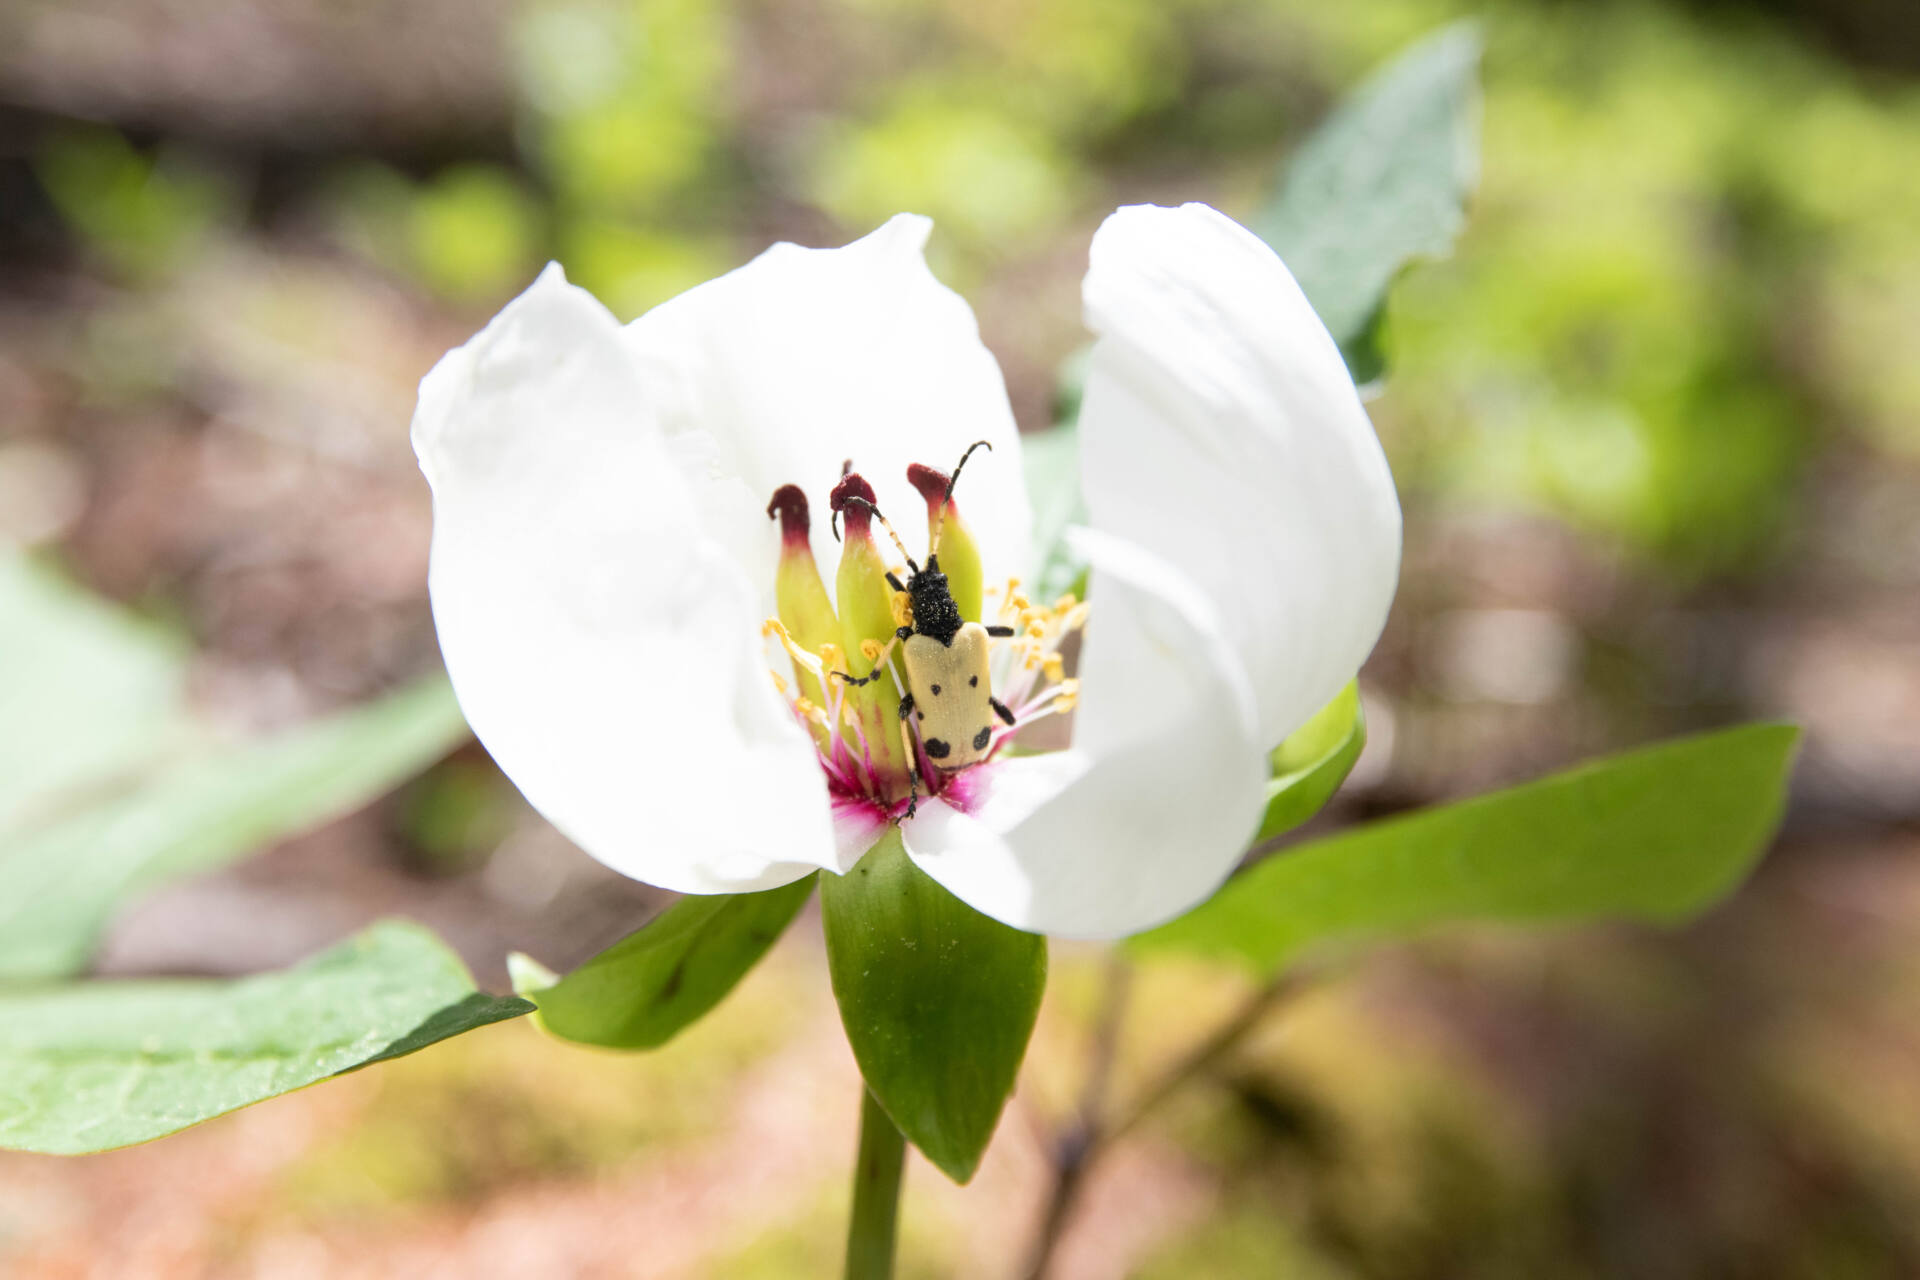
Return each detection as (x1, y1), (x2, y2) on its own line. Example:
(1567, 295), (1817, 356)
(765, 617), (825, 677)
(1009, 593), (1032, 613)
(1025, 620), (1047, 639)
(860, 637), (884, 662)
(770, 671), (790, 696)
(890, 591), (913, 628)
(1053, 593), (1079, 612)
(1043, 652), (1065, 683)
(1064, 603), (1091, 632)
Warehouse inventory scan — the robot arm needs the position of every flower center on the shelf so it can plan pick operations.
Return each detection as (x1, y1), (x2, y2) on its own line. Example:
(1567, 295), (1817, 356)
(762, 463), (1085, 820)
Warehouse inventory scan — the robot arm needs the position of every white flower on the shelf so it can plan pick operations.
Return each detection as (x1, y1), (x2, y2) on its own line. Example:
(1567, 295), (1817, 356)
(411, 203), (1401, 940)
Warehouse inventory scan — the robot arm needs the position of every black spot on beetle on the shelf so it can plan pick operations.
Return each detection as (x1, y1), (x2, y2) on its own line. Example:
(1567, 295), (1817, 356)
(969, 675), (978, 687)
(925, 738), (951, 759)
(973, 726), (992, 751)
(930, 683), (941, 695)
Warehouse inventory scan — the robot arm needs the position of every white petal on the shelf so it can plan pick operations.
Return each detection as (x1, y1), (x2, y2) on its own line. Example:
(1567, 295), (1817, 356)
(414, 265), (837, 894)
(902, 528), (1269, 939)
(1079, 203), (1402, 747)
(621, 215), (1030, 594)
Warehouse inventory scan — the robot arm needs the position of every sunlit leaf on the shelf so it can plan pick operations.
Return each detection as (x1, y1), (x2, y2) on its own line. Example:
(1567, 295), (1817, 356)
(512, 875), (816, 1050)
(0, 921), (530, 1155)
(1258, 22), (1482, 377)
(821, 833), (1045, 1184)
(1258, 681), (1366, 842)
(1138, 724), (1799, 975)
(0, 675), (473, 980)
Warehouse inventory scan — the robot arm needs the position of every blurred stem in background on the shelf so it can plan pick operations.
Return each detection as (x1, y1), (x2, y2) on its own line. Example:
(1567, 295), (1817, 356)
(1025, 959), (1313, 1278)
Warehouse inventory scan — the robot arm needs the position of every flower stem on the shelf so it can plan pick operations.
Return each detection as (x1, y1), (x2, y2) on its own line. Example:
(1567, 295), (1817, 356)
(845, 1086), (906, 1280)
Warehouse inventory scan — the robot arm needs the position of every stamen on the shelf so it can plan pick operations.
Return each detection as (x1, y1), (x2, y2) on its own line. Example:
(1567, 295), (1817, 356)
(764, 618), (825, 680)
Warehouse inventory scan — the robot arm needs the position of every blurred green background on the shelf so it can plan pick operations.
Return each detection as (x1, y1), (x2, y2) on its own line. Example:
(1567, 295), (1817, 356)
(2, 0), (1918, 1275)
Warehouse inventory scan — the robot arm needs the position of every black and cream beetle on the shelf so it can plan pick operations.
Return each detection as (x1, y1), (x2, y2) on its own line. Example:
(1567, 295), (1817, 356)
(831, 441), (1018, 819)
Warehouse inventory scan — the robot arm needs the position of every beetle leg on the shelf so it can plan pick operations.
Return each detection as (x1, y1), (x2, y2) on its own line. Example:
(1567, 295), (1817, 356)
(828, 633), (901, 687)
(898, 691), (916, 720)
(985, 624), (1016, 638)
(991, 696), (1015, 726)
(896, 716), (920, 822)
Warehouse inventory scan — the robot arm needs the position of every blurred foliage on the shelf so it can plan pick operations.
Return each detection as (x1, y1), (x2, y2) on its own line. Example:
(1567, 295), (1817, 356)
(810, 95), (1080, 253)
(1370, 1), (1920, 573)
(33, 0), (1920, 581)
(398, 755), (524, 874)
(0, 555), (473, 979)
(35, 127), (236, 280)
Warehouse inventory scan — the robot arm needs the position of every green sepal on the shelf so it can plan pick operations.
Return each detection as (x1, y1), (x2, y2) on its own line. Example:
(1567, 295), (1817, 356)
(1257, 681), (1367, 843)
(821, 833), (1045, 1184)
(1137, 724), (1800, 977)
(511, 875), (816, 1050)
(0, 921), (531, 1155)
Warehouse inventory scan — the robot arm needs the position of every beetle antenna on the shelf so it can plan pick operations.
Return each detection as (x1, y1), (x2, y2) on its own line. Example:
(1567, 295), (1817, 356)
(929, 439), (992, 557)
(837, 496), (920, 574)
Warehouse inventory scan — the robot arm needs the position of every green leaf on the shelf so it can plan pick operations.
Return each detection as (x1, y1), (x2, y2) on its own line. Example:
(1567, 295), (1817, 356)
(1020, 421), (1088, 602)
(0, 675), (473, 980)
(0, 920), (530, 1155)
(1258, 681), (1366, 843)
(1138, 724), (1800, 976)
(821, 833), (1045, 1183)
(1256, 21), (1482, 375)
(512, 875), (816, 1050)
(0, 552), (187, 837)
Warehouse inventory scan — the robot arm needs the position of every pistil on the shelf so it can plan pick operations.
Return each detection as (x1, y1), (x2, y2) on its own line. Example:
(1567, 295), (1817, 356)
(829, 472), (913, 796)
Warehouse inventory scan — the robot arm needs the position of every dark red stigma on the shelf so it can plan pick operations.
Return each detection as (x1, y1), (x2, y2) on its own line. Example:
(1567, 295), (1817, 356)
(906, 463), (954, 515)
(766, 484), (811, 546)
(829, 471), (877, 537)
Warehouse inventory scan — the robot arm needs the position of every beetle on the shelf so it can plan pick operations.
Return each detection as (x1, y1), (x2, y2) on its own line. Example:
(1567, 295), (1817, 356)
(831, 440), (1017, 819)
